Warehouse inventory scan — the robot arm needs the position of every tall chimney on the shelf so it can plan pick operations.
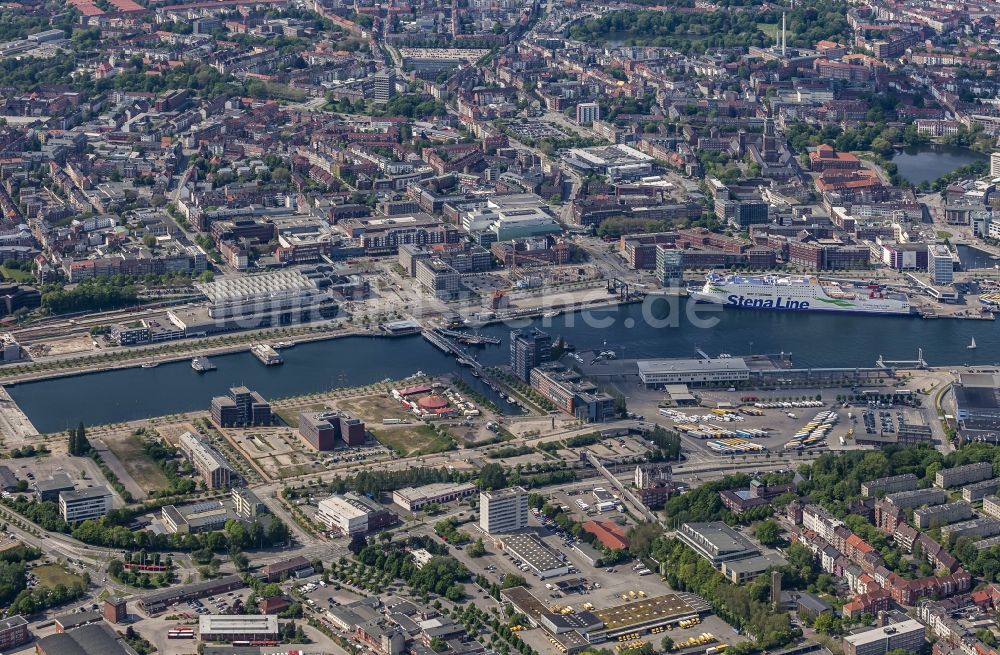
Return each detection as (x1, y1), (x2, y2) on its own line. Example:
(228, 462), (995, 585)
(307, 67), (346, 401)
(781, 12), (787, 56)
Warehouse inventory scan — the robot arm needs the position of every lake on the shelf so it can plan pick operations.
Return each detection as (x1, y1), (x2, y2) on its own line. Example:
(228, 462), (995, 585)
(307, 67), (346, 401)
(891, 145), (986, 185)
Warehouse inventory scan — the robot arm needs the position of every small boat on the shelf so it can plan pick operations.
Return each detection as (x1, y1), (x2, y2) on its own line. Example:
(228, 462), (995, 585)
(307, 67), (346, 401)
(141, 362), (158, 369)
(273, 341), (296, 349)
(191, 356), (216, 373)
(542, 311), (558, 318)
(471, 370), (480, 377)
(969, 337), (977, 349)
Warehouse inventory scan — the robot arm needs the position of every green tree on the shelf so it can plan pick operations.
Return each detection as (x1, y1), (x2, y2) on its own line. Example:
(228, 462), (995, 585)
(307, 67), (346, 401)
(479, 463), (507, 491)
(467, 538), (487, 558)
(754, 520), (782, 547)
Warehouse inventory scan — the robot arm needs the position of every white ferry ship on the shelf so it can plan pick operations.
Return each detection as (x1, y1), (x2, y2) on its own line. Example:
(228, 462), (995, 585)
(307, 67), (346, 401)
(691, 273), (912, 315)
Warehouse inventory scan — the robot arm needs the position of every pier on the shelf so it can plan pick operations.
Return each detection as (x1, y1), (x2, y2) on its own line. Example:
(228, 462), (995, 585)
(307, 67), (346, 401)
(421, 329), (485, 373)
(436, 329), (501, 346)
(876, 348), (928, 370)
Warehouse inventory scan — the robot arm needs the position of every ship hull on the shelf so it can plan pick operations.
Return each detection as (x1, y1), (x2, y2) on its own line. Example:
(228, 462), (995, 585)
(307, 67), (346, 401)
(691, 287), (912, 316)
(691, 293), (917, 317)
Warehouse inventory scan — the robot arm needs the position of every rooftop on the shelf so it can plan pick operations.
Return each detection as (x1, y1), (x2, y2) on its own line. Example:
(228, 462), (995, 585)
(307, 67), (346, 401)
(199, 614), (279, 635)
(843, 619), (925, 647)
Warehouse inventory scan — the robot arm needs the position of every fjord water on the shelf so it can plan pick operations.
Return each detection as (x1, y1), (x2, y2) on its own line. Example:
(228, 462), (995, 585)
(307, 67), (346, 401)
(9, 302), (1000, 432)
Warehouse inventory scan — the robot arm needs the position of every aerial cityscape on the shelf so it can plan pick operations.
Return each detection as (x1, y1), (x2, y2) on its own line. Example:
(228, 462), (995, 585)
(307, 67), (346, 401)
(0, 0), (999, 655)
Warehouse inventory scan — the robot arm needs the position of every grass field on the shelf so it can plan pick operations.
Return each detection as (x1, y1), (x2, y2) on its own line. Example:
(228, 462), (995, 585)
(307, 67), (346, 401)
(339, 395), (413, 422)
(756, 22), (779, 41)
(104, 432), (172, 493)
(0, 266), (34, 283)
(32, 564), (86, 589)
(370, 425), (455, 456)
(275, 404), (326, 427)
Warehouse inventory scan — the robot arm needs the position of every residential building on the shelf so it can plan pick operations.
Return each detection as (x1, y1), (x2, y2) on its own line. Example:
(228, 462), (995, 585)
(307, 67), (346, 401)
(480, 486), (529, 534)
(912, 502), (973, 529)
(861, 474), (918, 498)
(962, 479), (1000, 502)
(576, 102), (600, 124)
(983, 495), (1000, 519)
(373, 69), (396, 104)
(935, 462), (992, 488)
(59, 486), (111, 523)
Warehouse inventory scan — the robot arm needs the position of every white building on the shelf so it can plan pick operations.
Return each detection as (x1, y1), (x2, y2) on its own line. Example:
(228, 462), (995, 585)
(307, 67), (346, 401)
(637, 358), (750, 386)
(59, 486), (112, 523)
(392, 482), (477, 512)
(576, 102), (600, 125)
(199, 614), (279, 642)
(315, 494), (387, 536)
(928, 244), (954, 285)
(990, 152), (1000, 178)
(480, 486), (529, 534)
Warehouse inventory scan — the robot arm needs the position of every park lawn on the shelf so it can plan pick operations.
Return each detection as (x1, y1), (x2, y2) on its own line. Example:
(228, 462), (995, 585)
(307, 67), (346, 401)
(0, 266), (33, 283)
(370, 425), (454, 456)
(339, 395), (413, 423)
(104, 433), (172, 493)
(32, 564), (85, 589)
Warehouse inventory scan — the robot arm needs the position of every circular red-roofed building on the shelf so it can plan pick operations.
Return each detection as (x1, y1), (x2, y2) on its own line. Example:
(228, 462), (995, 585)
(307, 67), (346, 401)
(417, 394), (449, 411)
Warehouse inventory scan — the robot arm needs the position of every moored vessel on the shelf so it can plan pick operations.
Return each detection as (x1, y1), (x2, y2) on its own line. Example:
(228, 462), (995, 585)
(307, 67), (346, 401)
(691, 273), (911, 315)
(250, 343), (283, 366)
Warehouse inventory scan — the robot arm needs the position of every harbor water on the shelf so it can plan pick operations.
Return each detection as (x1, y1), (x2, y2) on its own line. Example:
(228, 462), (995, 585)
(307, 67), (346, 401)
(9, 301), (1000, 433)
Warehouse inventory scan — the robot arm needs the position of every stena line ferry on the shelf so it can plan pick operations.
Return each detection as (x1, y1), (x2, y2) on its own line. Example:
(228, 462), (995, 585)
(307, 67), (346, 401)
(691, 273), (912, 315)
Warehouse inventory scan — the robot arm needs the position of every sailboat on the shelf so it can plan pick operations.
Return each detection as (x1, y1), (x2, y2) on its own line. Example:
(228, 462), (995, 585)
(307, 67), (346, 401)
(968, 337), (977, 350)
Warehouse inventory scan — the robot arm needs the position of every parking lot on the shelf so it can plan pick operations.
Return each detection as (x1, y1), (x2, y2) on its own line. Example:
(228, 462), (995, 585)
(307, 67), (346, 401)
(180, 588), (253, 616)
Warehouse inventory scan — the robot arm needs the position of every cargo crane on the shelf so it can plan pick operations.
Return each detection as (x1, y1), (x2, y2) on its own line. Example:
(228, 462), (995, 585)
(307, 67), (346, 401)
(606, 278), (630, 301)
